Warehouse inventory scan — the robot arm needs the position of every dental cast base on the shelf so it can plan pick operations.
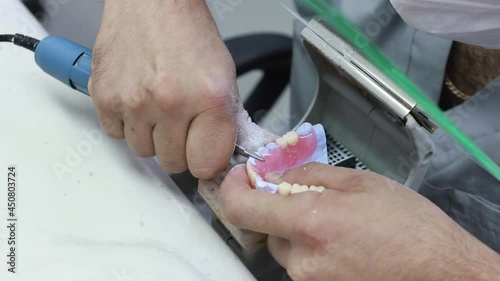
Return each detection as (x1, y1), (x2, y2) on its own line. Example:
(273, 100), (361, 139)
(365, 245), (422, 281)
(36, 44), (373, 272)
(246, 123), (329, 194)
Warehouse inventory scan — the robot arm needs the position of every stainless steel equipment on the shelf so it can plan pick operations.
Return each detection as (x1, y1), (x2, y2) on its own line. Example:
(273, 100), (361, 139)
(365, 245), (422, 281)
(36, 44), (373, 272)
(290, 18), (435, 190)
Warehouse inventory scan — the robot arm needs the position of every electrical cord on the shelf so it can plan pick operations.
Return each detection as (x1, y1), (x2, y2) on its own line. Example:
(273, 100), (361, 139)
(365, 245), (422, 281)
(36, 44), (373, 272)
(0, 34), (15, 42)
(0, 34), (40, 52)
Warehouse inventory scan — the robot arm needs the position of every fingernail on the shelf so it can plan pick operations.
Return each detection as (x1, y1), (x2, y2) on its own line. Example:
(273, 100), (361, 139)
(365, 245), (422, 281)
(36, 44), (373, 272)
(229, 164), (246, 173)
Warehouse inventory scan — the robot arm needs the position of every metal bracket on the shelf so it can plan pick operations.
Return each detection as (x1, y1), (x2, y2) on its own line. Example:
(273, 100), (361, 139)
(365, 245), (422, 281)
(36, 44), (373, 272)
(301, 18), (437, 134)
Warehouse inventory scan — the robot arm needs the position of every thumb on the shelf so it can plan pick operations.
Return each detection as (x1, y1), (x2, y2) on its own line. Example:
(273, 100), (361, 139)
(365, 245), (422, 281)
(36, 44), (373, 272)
(219, 164), (252, 213)
(221, 164), (251, 190)
(219, 164), (296, 238)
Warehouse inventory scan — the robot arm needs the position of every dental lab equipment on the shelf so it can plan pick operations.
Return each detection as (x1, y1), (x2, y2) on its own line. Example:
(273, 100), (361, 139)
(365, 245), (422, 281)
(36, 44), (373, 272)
(235, 144), (265, 162)
(292, 0), (500, 181)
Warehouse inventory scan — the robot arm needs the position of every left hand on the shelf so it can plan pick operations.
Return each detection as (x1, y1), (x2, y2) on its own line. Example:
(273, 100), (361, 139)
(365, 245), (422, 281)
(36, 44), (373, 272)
(220, 163), (500, 281)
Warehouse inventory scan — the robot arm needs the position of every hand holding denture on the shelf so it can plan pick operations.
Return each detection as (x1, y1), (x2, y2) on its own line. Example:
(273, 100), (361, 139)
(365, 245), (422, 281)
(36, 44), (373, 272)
(220, 163), (500, 281)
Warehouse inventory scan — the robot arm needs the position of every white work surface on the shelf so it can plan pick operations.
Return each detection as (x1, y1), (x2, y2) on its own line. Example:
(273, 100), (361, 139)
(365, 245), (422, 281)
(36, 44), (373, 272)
(0, 1), (255, 281)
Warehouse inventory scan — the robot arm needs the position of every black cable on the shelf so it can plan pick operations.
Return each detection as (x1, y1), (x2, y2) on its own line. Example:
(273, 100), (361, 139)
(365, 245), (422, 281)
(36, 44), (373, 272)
(0, 34), (14, 43)
(0, 34), (40, 52)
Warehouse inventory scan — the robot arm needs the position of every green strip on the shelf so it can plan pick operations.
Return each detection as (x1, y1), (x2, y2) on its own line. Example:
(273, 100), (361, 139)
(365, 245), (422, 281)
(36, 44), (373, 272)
(299, 0), (500, 180)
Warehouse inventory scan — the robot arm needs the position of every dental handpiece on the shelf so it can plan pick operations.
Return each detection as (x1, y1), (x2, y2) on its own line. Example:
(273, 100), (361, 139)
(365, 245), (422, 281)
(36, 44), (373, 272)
(1, 34), (263, 161)
(0, 34), (93, 95)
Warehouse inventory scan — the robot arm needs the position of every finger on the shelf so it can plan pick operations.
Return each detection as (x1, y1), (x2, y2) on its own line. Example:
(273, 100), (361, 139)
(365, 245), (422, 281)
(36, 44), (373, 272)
(122, 112), (155, 158)
(88, 76), (125, 139)
(277, 163), (380, 192)
(97, 113), (125, 139)
(220, 165), (319, 239)
(267, 235), (291, 268)
(186, 101), (236, 179)
(153, 120), (189, 174)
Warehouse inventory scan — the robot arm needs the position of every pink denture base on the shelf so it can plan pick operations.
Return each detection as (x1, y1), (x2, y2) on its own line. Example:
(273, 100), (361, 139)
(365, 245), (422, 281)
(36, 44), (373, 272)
(252, 131), (318, 180)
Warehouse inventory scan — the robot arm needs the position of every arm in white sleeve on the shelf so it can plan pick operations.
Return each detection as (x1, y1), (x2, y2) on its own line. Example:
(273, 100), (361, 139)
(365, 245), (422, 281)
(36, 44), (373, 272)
(390, 0), (500, 49)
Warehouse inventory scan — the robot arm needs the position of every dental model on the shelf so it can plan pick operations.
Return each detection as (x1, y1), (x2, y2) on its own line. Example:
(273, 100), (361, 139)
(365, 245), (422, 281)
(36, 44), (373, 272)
(198, 105), (329, 250)
(246, 122), (329, 194)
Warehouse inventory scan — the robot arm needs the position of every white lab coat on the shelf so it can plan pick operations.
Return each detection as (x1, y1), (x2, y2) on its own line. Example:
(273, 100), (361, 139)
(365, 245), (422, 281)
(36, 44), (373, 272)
(391, 0), (500, 49)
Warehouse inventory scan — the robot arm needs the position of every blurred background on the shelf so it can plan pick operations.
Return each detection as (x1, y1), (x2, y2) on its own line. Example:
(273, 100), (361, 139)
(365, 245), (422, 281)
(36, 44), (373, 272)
(23, 0), (296, 47)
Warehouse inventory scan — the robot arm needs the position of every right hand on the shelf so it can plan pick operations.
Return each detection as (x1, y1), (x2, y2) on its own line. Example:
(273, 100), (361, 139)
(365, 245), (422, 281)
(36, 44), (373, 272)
(221, 164), (500, 281)
(89, 0), (238, 179)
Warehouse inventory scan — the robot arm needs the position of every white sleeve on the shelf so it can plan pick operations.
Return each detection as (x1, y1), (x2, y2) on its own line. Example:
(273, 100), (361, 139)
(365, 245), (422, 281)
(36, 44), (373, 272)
(390, 0), (500, 49)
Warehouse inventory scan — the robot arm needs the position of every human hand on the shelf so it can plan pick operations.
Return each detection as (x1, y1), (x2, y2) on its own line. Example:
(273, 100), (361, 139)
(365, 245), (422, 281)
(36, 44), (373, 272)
(220, 163), (500, 281)
(89, 0), (238, 178)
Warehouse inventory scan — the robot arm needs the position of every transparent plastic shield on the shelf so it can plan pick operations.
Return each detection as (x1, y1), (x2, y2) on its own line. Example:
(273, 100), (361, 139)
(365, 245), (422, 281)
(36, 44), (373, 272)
(278, 0), (500, 182)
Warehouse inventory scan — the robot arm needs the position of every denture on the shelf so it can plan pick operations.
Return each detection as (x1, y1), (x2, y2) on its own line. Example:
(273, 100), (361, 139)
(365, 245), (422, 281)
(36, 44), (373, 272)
(246, 122), (329, 194)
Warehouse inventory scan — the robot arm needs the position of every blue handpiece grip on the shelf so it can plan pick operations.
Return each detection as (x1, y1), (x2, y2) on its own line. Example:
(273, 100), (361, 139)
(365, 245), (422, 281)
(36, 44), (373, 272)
(34, 36), (92, 95)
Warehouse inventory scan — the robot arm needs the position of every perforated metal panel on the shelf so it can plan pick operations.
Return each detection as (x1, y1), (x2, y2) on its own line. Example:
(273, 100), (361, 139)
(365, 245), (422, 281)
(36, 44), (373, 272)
(326, 133), (368, 170)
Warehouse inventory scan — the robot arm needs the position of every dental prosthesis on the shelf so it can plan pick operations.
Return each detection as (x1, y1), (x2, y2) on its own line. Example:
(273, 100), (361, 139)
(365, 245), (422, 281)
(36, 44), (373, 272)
(246, 122), (329, 194)
(197, 111), (330, 249)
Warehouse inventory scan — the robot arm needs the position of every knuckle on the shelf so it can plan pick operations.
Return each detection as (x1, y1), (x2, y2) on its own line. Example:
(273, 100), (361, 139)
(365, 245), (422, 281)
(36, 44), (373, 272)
(142, 71), (185, 110)
(153, 89), (186, 113)
(99, 118), (123, 139)
(199, 78), (235, 106)
(103, 127), (124, 140)
(93, 92), (123, 113)
(122, 87), (149, 111)
(193, 70), (236, 110)
(155, 93), (185, 112)
(342, 173), (367, 190)
(145, 68), (236, 114)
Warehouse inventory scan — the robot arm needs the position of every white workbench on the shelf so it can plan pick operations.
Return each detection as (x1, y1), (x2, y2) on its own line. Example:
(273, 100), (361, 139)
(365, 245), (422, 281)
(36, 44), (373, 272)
(0, 1), (255, 280)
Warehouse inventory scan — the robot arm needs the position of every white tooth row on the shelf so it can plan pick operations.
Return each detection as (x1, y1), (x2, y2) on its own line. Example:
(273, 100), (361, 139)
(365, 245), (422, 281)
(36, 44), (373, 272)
(252, 123), (314, 160)
(275, 131), (299, 149)
(278, 182), (326, 195)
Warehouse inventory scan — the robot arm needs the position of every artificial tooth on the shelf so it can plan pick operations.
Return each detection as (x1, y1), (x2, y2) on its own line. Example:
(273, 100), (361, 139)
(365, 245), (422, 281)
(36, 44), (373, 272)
(278, 182), (292, 195)
(310, 185), (326, 193)
(291, 184), (309, 194)
(256, 180), (267, 191)
(284, 131), (299, 145)
(249, 158), (257, 165)
(257, 147), (269, 156)
(296, 122), (313, 137)
(267, 183), (279, 194)
(266, 142), (279, 151)
(275, 138), (288, 149)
